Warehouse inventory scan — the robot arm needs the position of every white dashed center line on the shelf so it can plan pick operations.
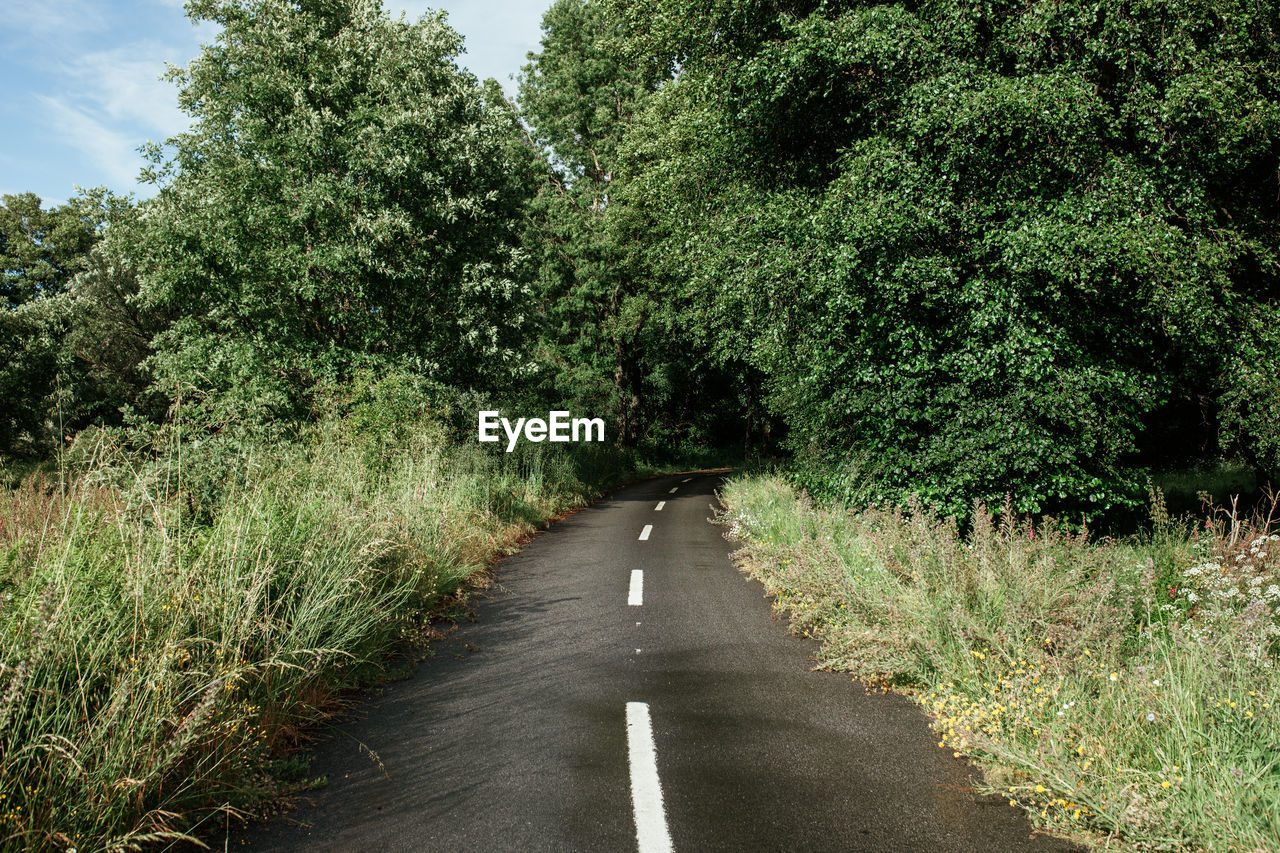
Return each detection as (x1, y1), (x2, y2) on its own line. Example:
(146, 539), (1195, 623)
(668, 487), (678, 494)
(638, 524), (653, 541)
(629, 570), (643, 606)
(682, 477), (692, 483)
(654, 501), (665, 511)
(626, 702), (673, 853)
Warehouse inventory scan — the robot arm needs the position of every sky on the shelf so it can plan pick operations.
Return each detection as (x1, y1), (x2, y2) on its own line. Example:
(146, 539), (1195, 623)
(0, 0), (550, 206)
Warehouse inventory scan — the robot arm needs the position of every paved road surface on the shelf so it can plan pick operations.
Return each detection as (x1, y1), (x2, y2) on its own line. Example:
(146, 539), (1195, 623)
(230, 472), (1077, 852)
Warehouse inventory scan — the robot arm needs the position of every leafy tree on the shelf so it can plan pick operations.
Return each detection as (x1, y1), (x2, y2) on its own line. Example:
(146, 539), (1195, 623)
(610, 0), (1280, 514)
(2, 192), (99, 308)
(134, 0), (542, 429)
(65, 195), (171, 429)
(521, 0), (765, 451)
(1, 193), (107, 457)
(519, 0), (661, 445)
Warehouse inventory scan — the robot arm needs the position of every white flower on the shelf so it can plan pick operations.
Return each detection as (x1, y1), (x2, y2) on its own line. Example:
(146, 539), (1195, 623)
(1147, 713), (1156, 722)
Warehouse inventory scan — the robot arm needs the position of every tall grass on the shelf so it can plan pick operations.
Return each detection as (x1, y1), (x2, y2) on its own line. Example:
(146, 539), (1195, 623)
(719, 474), (1280, 851)
(0, 427), (627, 851)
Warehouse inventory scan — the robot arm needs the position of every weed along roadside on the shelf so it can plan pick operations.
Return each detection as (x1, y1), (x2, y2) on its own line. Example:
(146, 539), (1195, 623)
(717, 474), (1280, 852)
(0, 429), (645, 851)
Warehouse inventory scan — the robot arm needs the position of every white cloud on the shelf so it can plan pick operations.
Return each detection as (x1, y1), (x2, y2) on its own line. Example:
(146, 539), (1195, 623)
(0, 0), (108, 35)
(36, 95), (146, 188)
(63, 46), (189, 137)
(30, 42), (197, 193)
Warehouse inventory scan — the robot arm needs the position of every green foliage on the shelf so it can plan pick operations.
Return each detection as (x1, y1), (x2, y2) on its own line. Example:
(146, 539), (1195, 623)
(134, 0), (542, 430)
(608, 0), (1280, 516)
(520, 0), (772, 453)
(0, 192), (112, 458)
(520, 0), (653, 181)
(720, 473), (1280, 850)
(1220, 303), (1280, 478)
(518, 0), (660, 445)
(0, 296), (71, 458)
(0, 192), (99, 309)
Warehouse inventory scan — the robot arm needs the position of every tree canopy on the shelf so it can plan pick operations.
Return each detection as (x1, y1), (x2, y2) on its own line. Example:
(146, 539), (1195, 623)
(586, 0), (1280, 514)
(133, 0), (542, 427)
(5, 0), (1279, 519)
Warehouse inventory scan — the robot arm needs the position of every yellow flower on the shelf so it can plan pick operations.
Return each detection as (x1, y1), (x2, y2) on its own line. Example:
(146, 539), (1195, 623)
(1161, 781), (1171, 789)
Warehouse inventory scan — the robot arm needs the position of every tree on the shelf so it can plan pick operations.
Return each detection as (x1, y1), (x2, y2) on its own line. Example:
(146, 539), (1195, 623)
(520, 0), (759, 451)
(610, 0), (1280, 514)
(1, 193), (99, 308)
(134, 0), (541, 429)
(519, 0), (660, 446)
(1, 193), (106, 457)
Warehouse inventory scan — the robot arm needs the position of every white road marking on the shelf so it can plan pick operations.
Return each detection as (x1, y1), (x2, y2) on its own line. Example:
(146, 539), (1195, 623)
(629, 570), (643, 606)
(639, 524), (653, 541)
(626, 702), (673, 853)
(655, 501), (665, 511)
(682, 477), (692, 483)
(668, 487), (678, 494)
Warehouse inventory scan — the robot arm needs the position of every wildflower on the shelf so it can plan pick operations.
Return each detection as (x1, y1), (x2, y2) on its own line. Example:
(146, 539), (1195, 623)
(1109, 672), (1119, 681)
(1146, 713), (1155, 722)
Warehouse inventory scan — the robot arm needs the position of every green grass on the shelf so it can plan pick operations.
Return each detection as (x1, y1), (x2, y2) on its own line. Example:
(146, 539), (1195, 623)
(718, 474), (1280, 852)
(0, 426), (633, 851)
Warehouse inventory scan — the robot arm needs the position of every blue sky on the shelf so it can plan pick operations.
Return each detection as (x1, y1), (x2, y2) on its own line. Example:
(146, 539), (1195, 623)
(0, 0), (550, 206)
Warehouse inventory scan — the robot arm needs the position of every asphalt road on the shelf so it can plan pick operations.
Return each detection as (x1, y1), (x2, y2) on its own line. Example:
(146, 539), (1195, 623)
(230, 472), (1078, 852)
